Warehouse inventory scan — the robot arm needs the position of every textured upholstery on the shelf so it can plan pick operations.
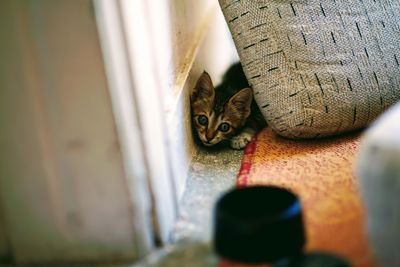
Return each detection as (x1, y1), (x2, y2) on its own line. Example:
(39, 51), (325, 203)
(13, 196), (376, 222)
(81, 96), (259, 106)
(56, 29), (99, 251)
(219, 0), (400, 138)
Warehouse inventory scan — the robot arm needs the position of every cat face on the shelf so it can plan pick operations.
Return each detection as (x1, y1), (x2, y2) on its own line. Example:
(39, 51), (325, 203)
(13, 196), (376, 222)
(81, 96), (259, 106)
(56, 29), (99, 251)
(190, 71), (252, 146)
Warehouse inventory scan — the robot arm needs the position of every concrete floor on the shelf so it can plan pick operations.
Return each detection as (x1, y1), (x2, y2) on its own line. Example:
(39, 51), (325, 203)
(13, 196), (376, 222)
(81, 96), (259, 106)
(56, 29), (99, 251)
(134, 146), (244, 266)
(172, 146), (243, 242)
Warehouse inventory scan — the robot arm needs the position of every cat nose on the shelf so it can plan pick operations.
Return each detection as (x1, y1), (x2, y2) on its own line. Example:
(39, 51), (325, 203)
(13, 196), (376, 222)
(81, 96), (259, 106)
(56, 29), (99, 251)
(206, 130), (215, 142)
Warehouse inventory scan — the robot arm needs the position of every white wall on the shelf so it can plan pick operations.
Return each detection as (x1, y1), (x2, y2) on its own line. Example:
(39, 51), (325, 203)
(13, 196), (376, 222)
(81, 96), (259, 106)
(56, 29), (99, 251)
(109, 0), (239, 244)
(0, 0), (152, 263)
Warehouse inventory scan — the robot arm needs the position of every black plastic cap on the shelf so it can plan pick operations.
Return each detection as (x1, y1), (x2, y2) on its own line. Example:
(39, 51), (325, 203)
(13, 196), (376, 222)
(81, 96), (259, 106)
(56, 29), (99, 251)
(213, 186), (305, 263)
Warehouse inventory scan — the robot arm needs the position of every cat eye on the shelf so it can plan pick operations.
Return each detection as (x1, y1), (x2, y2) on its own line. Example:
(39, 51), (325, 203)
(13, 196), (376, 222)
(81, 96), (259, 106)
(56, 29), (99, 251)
(197, 115), (208, 126)
(219, 122), (230, 132)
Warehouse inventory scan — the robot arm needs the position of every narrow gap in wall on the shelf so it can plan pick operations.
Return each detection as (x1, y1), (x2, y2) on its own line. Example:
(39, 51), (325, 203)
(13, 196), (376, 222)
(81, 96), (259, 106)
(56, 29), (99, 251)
(115, 1), (163, 248)
(141, 1), (181, 227)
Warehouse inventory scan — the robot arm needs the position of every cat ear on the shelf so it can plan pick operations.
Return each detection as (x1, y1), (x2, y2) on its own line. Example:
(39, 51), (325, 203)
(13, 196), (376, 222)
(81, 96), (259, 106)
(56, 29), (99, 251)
(227, 87), (253, 118)
(191, 71), (215, 102)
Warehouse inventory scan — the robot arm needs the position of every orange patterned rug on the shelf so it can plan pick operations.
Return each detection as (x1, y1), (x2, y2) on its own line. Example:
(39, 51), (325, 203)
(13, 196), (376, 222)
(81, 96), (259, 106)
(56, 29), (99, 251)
(237, 128), (376, 267)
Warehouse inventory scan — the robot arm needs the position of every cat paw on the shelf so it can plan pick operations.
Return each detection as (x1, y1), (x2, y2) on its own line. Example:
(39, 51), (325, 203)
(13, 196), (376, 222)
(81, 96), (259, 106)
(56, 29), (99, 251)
(230, 131), (254, 150)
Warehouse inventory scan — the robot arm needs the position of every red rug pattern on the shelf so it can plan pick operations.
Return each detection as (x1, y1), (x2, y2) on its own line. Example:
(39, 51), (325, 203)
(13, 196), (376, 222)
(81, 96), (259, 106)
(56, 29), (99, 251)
(236, 128), (375, 267)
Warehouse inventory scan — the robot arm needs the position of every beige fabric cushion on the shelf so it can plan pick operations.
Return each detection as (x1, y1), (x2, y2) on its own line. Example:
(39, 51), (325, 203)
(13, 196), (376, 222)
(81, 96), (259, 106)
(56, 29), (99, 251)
(219, 0), (400, 138)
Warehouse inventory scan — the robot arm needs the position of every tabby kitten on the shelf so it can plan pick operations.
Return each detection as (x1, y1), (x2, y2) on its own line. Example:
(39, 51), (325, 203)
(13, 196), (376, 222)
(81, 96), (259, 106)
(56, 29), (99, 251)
(190, 63), (266, 149)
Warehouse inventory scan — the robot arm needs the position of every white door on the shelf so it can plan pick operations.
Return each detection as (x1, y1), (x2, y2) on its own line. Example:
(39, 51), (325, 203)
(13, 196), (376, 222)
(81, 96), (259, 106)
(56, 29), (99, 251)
(0, 0), (153, 263)
(0, 0), (237, 264)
